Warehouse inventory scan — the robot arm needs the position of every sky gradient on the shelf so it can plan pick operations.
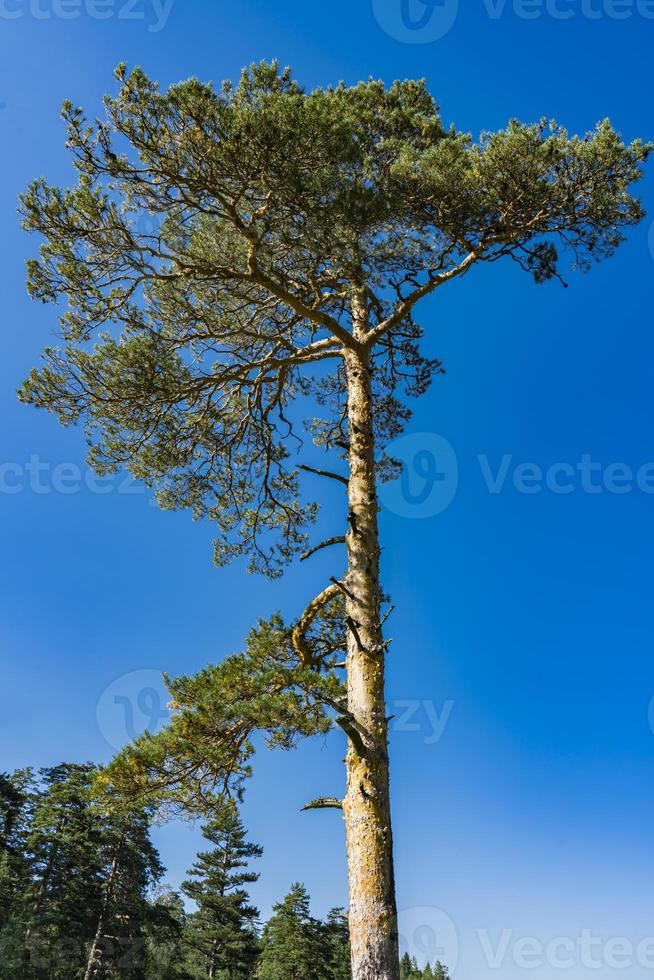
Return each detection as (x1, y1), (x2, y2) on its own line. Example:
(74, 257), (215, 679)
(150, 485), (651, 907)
(1, 2), (654, 978)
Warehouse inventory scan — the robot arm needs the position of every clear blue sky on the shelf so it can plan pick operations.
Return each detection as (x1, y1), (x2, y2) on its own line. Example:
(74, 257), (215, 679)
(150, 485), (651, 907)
(1, 2), (654, 978)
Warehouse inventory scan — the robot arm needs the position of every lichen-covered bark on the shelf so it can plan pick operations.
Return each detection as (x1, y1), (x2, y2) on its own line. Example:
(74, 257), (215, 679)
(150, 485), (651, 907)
(343, 339), (399, 980)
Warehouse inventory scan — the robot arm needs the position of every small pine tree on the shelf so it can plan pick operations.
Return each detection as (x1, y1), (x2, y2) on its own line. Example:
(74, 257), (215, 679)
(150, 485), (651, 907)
(400, 953), (415, 979)
(433, 961), (450, 980)
(257, 884), (326, 980)
(181, 803), (261, 978)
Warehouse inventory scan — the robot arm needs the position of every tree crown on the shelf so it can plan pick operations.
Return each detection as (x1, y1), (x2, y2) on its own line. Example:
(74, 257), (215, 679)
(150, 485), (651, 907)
(20, 62), (650, 575)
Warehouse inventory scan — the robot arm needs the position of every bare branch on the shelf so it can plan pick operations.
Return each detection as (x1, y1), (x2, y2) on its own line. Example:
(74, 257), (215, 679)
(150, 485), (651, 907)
(300, 536), (346, 563)
(301, 797), (343, 812)
(365, 250), (479, 346)
(329, 577), (359, 604)
(298, 464), (349, 486)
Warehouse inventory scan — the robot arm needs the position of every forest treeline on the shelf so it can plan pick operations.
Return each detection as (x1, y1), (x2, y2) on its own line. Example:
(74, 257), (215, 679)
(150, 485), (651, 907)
(0, 765), (448, 979)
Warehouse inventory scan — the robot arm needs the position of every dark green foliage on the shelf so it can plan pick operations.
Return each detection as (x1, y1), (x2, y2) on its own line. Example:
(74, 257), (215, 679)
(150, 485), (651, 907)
(400, 954), (448, 980)
(83, 806), (167, 978)
(181, 804), (261, 978)
(19, 763), (104, 977)
(323, 908), (351, 980)
(0, 765), (170, 980)
(144, 887), (189, 980)
(257, 883), (329, 980)
(0, 765), (362, 979)
(0, 770), (34, 931)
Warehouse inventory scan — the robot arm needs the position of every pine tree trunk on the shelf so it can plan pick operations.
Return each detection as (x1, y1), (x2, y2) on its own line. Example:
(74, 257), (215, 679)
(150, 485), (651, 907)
(343, 337), (400, 980)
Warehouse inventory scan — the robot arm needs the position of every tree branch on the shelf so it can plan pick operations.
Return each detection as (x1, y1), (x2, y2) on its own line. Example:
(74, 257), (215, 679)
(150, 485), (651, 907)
(298, 465), (349, 486)
(301, 797), (343, 812)
(300, 536), (346, 562)
(292, 583), (342, 667)
(365, 250), (479, 346)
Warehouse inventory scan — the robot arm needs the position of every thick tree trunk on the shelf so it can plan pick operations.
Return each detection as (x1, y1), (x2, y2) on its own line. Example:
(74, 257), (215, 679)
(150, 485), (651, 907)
(343, 340), (400, 980)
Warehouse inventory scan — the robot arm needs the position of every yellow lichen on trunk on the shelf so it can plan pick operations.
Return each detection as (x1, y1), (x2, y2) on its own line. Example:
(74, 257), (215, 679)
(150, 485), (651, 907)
(343, 337), (399, 980)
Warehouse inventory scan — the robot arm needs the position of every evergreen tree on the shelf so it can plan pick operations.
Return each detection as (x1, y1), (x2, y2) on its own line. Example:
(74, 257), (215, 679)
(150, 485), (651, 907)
(181, 804), (261, 978)
(0, 769), (34, 929)
(83, 807), (166, 979)
(323, 908), (351, 980)
(21, 763), (104, 978)
(257, 884), (326, 980)
(0, 770), (37, 977)
(21, 61), (650, 979)
(0, 765), (169, 980)
(423, 963), (434, 980)
(432, 962), (449, 980)
(399, 953), (414, 979)
(144, 887), (189, 980)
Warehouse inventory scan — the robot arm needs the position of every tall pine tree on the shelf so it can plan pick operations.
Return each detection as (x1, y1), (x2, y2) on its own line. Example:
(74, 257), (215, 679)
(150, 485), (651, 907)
(21, 61), (650, 979)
